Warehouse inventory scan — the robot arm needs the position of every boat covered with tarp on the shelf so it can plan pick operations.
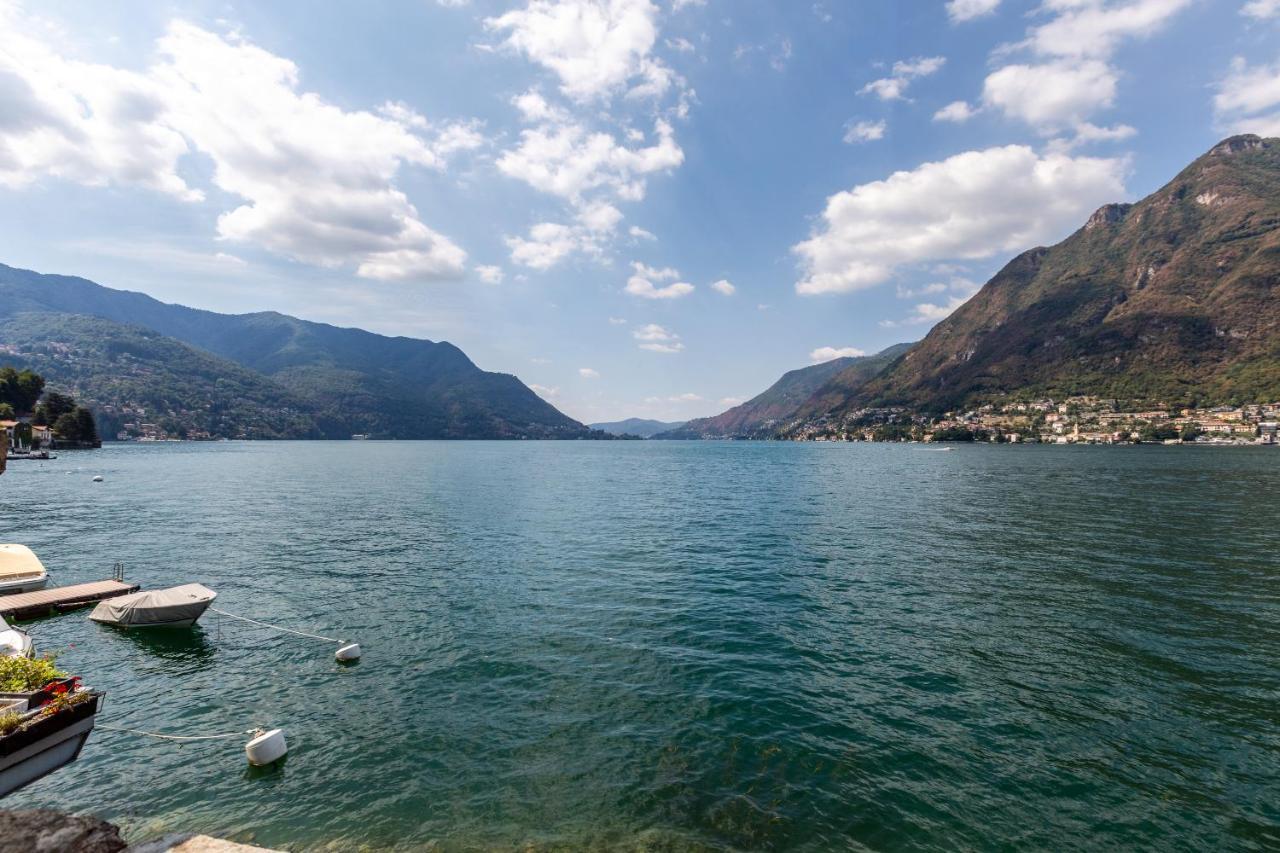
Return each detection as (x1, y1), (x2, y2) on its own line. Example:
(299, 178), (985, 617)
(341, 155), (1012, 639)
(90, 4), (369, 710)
(88, 583), (217, 628)
(0, 545), (49, 595)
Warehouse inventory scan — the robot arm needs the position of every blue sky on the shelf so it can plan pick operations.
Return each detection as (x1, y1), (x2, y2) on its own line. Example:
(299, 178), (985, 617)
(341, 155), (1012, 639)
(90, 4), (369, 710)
(1, 0), (1278, 423)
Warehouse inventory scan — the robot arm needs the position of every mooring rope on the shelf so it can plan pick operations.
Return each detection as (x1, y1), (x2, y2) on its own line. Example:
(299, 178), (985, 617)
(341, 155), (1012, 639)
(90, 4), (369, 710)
(209, 607), (340, 644)
(97, 723), (259, 742)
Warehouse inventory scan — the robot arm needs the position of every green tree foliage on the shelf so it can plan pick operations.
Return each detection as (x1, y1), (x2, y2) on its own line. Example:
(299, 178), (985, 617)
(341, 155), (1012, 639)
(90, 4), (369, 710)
(34, 391), (76, 426)
(0, 366), (44, 414)
(0, 402), (13, 420)
(53, 407), (98, 443)
(931, 425), (977, 442)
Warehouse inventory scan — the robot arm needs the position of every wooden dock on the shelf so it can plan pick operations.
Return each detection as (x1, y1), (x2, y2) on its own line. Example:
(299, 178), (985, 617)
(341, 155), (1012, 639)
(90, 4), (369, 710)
(0, 580), (139, 621)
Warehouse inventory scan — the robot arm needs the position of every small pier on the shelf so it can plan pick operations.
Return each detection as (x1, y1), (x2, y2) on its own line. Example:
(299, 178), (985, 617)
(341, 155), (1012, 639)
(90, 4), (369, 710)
(0, 580), (139, 620)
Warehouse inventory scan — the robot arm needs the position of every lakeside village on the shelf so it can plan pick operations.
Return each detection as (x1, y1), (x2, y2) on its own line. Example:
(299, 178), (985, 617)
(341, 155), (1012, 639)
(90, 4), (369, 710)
(0, 367), (100, 458)
(787, 396), (1280, 445)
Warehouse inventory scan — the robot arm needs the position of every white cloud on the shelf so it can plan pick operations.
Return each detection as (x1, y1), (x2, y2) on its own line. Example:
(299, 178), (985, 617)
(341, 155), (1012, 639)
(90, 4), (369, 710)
(710, 278), (735, 295)
(672, 0), (705, 9)
(485, 0), (673, 102)
(633, 323), (684, 352)
(579, 367), (601, 378)
(0, 15), (473, 282)
(530, 383), (560, 398)
(981, 60), (1117, 131)
(668, 392), (702, 402)
(608, 316), (627, 324)
(505, 200), (626, 268)
(719, 396), (745, 406)
(1214, 56), (1280, 135)
(1027, 0), (1194, 60)
(860, 56), (946, 101)
(882, 278), (982, 327)
(475, 265), (505, 283)
(497, 118), (683, 203)
(1242, 0), (1280, 17)
(794, 145), (1128, 295)
(947, 0), (1002, 22)
(809, 346), (866, 363)
(972, 1), (1192, 141)
(628, 225), (657, 240)
(666, 36), (695, 53)
(843, 119), (886, 143)
(625, 261), (694, 298)
(934, 100), (977, 122)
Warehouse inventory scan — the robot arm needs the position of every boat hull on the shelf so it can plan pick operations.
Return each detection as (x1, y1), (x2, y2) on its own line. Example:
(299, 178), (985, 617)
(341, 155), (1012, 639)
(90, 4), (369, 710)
(0, 576), (48, 595)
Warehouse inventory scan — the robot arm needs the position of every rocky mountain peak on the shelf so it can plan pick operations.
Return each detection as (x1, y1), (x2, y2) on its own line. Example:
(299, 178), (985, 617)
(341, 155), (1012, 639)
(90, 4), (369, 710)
(1085, 203), (1133, 230)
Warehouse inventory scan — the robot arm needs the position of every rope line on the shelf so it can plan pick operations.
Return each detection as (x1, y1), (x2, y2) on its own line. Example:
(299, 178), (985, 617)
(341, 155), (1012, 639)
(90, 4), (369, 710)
(97, 723), (258, 742)
(210, 607), (340, 644)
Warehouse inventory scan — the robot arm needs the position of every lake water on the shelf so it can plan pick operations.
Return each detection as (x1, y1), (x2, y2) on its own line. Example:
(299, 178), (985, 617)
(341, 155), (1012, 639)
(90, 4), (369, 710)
(1, 441), (1278, 850)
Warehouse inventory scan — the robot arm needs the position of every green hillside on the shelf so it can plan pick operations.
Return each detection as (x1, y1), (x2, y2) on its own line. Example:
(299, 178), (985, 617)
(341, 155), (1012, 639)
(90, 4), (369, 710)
(0, 265), (594, 439)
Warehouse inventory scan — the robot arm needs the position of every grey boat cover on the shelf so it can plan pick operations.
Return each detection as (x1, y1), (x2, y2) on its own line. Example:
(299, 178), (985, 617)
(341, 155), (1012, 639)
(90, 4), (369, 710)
(89, 583), (217, 626)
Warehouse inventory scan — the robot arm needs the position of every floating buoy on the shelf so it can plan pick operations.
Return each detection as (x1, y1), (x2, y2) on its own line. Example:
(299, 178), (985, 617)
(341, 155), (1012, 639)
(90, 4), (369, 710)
(245, 728), (287, 766)
(335, 643), (361, 661)
(92, 475), (104, 482)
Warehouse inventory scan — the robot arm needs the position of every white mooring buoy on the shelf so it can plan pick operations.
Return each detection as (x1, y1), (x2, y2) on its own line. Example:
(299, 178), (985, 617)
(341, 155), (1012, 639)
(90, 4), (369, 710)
(335, 642), (362, 661)
(245, 728), (288, 766)
(92, 475), (104, 482)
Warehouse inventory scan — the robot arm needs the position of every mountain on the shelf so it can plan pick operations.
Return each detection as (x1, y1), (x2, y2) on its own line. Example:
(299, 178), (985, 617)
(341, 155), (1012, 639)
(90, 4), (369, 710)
(589, 418), (686, 438)
(0, 264), (593, 439)
(799, 135), (1280, 422)
(0, 312), (322, 439)
(656, 344), (913, 439)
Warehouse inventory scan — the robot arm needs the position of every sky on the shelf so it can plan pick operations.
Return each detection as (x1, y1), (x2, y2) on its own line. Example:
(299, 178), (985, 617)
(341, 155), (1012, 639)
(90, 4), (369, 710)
(1, 0), (1278, 424)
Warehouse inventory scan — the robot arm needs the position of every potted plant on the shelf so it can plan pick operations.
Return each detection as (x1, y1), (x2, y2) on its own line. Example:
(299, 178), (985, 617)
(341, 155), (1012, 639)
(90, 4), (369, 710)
(0, 657), (102, 798)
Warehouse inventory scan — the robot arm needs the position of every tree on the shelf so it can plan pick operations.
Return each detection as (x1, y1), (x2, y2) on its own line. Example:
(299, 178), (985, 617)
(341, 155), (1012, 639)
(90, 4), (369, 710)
(1180, 423), (1204, 441)
(53, 407), (99, 444)
(0, 403), (13, 420)
(0, 367), (45, 414)
(34, 391), (76, 426)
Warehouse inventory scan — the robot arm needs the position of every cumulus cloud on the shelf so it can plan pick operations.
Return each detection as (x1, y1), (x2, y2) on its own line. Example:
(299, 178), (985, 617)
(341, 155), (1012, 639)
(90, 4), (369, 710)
(633, 323), (684, 352)
(859, 56), (945, 101)
(843, 119), (886, 143)
(710, 278), (735, 295)
(485, 0), (674, 102)
(530, 383), (560, 398)
(625, 261), (694, 298)
(0, 14), (474, 282)
(972, 1), (1191, 142)
(981, 59), (1117, 131)
(1214, 56), (1280, 135)
(475, 265), (505, 283)
(882, 278), (982, 327)
(793, 145), (1128, 295)
(1242, 0), (1280, 17)
(934, 100), (977, 122)
(628, 225), (657, 240)
(498, 118), (683, 203)
(1027, 0), (1193, 60)
(579, 367), (601, 378)
(809, 346), (866, 363)
(947, 0), (1002, 22)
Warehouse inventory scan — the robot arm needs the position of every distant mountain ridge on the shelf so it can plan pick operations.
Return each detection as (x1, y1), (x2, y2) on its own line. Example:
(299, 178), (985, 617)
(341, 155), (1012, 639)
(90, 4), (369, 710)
(0, 264), (593, 439)
(589, 418), (686, 438)
(798, 134), (1280, 422)
(656, 344), (912, 439)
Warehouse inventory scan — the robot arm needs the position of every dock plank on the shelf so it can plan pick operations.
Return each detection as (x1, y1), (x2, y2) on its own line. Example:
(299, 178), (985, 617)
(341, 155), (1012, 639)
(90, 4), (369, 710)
(0, 580), (140, 620)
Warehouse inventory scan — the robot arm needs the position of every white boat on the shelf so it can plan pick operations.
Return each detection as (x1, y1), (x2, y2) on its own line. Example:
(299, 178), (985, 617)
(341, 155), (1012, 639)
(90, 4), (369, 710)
(88, 583), (217, 628)
(0, 545), (50, 594)
(0, 616), (32, 657)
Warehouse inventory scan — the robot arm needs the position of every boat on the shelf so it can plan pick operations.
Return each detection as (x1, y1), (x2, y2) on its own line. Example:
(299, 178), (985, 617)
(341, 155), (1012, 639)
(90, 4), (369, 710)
(6, 449), (56, 460)
(0, 545), (50, 594)
(0, 616), (32, 657)
(88, 583), (217, 628)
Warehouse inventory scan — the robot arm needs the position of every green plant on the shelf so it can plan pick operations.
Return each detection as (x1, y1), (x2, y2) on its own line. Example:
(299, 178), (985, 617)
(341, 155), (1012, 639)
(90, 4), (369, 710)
(0, 655), (66, 693)
(0, 711), (22, 735)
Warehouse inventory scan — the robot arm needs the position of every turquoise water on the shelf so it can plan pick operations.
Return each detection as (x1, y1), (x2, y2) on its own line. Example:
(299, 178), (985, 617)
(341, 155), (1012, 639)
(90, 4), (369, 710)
(2, 441), (1278, 850)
